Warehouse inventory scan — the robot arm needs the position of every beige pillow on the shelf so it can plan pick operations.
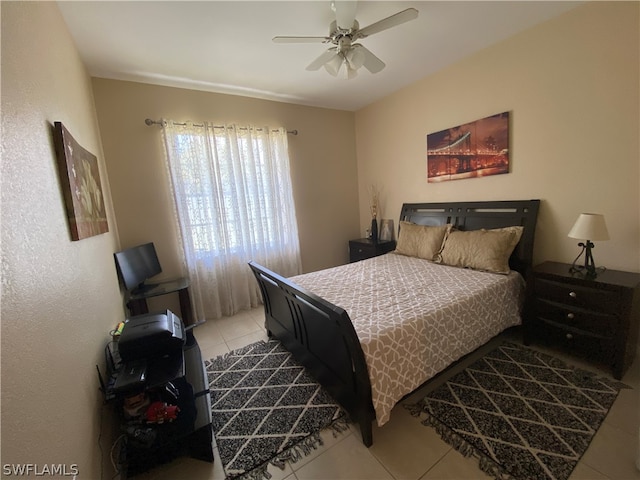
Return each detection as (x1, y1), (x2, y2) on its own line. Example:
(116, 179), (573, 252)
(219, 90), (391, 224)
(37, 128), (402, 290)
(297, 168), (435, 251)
(395, 222), (452, 261)
(436, 226), (524, 274)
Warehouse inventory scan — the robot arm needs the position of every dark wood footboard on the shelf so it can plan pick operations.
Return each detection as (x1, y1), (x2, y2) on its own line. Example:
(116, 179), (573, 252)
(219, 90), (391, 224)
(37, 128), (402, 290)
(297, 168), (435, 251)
(248, 261), (375, 446)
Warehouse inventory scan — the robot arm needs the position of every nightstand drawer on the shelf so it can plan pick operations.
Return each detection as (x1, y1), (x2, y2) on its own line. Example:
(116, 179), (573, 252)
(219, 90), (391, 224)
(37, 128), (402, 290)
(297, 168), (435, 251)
(534, 278), (620, 314)
(348, 239), (396, 263)
(535, 298), (618, 338)
(526, 261), (640, 380)
(534, 319), (614, 364)
(351, 244), (376, 259)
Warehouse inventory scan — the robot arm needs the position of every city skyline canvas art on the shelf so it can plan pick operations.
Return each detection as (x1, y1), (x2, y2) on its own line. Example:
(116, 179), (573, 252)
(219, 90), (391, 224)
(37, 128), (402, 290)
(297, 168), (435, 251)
(427, 112), (510, 183)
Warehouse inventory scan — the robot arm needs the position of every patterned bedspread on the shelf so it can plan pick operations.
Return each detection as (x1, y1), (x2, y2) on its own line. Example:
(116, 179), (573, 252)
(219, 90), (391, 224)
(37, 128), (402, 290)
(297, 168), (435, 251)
(290, 252), (524, 426)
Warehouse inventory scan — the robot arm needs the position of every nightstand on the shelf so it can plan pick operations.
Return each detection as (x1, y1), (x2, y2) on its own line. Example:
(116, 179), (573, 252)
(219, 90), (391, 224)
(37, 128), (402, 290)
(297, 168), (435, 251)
(348, 238), (396, 263)
(525, 261), (640, 379)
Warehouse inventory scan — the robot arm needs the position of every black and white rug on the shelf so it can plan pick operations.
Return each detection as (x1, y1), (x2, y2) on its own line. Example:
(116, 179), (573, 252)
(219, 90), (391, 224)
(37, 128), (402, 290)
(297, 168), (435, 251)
(406, 342), (626, 480)
(205, 340), (348, 480)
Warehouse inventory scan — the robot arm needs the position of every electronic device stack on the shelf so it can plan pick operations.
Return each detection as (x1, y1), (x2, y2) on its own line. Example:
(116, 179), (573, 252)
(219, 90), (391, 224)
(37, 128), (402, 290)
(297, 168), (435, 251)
(98, 310), (213, 477)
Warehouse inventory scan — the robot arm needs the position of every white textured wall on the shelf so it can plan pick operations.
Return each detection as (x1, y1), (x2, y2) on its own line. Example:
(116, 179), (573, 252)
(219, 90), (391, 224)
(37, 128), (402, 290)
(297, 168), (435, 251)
(1, 2), (123, 477)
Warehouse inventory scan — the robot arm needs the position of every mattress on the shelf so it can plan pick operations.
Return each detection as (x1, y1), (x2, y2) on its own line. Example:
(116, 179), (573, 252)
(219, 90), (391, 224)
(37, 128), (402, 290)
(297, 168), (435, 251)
(291, 252), (525, 426)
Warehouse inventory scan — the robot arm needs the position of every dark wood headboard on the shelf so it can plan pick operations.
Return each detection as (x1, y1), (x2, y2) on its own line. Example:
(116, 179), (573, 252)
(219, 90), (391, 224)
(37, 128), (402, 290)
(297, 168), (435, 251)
(399, 199), (540, 277)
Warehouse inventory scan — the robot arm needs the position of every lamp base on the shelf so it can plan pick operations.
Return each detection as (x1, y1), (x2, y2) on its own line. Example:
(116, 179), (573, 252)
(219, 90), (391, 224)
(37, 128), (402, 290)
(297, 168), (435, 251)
(569, 240), (604, 278)
(569, 264), (598, 278)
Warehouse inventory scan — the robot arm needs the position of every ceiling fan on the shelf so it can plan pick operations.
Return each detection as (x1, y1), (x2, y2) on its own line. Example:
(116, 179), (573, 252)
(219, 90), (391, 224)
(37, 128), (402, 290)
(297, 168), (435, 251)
(273, 1), (419, 79)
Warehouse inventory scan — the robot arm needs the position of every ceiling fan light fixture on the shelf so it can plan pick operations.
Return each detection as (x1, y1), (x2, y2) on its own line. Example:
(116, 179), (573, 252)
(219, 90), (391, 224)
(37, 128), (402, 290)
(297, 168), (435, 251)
(324, 53), (344, 76)
(345, 46), (366, 70)
(273, 4), (418, 79)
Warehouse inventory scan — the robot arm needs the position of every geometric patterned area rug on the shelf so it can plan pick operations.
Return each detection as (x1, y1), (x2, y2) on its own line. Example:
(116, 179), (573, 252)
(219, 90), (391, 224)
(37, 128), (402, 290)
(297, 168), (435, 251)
(205, 340), (349, 480)
(406, 342), (627, 480)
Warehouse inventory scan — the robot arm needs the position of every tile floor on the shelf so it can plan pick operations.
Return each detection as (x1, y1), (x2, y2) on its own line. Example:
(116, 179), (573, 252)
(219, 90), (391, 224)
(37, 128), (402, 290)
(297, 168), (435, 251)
(137, 308), (640, 480)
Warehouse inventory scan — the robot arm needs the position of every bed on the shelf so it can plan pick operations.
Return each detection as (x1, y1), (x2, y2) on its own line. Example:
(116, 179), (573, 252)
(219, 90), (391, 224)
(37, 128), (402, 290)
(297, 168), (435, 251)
(249, 199), (540, 447)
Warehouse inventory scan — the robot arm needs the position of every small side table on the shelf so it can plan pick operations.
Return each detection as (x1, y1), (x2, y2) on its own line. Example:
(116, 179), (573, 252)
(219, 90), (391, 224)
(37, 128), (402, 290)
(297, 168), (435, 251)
(127, 277), (195, 326)
(348, 238), (396, 263)
(525, 261), (640, 379)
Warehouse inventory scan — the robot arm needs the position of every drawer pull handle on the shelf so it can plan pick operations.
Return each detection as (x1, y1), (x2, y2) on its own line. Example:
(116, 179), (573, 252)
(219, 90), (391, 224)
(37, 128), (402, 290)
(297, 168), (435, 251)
(569, 291), (577, 298)
(567, 313), (575, 320)
(566, 333), (573, 340)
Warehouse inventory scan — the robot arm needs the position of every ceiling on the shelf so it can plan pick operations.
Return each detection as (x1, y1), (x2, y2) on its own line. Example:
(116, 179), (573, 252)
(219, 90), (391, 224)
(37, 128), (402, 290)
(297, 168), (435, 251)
(57, 1), (582, 112)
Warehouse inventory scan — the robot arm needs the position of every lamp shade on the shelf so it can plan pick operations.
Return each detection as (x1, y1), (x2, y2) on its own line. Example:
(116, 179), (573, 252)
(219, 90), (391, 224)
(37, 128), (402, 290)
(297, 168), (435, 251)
(568, 213), (610, 241)
(345, 47), (366, 70)
(324, 53), (344, 77)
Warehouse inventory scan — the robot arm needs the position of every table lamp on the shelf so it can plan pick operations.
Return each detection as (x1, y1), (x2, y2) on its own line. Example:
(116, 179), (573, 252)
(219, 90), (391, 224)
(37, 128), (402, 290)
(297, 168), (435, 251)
(567, 213), (609, 278)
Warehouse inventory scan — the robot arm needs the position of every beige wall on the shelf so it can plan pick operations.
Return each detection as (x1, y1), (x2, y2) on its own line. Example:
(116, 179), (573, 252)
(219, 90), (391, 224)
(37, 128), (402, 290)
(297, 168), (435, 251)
(1, 2), (123, 478)
(355, 2), (640, 273)
(91, 79), (360, 290)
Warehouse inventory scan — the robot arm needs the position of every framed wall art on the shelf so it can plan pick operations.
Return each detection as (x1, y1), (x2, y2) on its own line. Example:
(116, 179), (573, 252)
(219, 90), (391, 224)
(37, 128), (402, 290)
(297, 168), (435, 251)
(379, 219), (395, 242)
(426, 111), (510, 183)
(53, 121), (109, 240)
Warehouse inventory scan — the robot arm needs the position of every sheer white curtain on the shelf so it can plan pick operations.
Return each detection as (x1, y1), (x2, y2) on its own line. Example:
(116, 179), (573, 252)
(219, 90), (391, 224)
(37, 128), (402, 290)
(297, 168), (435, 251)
(162, 121), (302, 320)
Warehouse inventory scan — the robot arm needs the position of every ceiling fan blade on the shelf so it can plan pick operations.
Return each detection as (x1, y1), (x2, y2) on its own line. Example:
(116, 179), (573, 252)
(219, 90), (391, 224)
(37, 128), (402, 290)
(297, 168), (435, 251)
(356, 45), (385, 74)
(306, 48), (339, 71)
(273, 36), (330, 44)
(333, 1), (358, 29)
(356, 8), (418, 38)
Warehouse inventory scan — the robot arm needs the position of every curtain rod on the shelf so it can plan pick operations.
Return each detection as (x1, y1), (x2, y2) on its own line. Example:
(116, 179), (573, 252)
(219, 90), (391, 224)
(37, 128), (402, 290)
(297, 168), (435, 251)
(144, 118), (298, 136)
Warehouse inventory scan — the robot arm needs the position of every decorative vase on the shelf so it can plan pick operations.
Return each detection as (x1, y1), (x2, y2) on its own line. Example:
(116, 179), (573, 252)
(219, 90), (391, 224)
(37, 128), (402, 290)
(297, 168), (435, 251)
(371, 217), (378, 244)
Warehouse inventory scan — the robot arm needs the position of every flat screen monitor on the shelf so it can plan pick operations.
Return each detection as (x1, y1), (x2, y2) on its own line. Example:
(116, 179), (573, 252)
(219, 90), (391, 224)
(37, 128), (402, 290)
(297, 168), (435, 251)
(114, 242), (162, 293)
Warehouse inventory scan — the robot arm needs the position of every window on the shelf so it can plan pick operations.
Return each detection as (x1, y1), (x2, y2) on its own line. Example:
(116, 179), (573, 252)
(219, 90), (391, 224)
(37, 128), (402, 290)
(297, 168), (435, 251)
(162, 121), (301, 319)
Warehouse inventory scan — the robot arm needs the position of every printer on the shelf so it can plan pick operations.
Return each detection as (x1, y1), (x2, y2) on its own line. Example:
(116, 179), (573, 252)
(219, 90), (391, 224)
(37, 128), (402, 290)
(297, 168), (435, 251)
(113, 310), (186, 395)
(119, 310), (185, 362)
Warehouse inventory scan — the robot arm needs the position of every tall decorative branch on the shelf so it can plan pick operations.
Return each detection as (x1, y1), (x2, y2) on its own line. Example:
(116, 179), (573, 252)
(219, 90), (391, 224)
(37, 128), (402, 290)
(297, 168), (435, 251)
(369, 185), (379, 220)
(368, 185), (380, 243)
